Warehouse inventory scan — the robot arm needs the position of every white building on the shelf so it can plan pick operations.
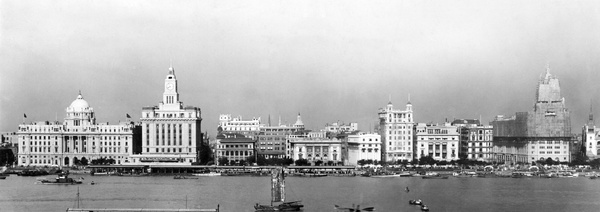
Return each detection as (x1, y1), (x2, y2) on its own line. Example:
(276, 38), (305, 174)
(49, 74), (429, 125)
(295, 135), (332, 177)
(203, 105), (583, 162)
(347, 132), (381, 166)
(17, 93), (136, 167)
(378, 98), (414, 162)
(289, 134), (342, 165)
(415, 123), (460, 162)
(583, 109), (599, 160)
(218, 114), (261, 140)
(134, 65), (202, 165)
(322, 122), (358, 133)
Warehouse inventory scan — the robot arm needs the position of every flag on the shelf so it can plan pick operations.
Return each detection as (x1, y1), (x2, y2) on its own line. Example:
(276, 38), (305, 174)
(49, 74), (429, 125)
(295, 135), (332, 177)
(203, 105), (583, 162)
(126, 114), (131, 118)
(24, 113), (27, 118)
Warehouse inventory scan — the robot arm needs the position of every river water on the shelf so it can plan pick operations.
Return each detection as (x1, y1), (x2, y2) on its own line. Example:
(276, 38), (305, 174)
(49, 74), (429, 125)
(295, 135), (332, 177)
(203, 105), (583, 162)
(1, 174), (600, 212)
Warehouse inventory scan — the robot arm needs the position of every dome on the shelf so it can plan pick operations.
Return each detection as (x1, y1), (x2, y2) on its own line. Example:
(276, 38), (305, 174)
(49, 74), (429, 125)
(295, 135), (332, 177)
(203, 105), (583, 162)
(69, 94), (90, 111)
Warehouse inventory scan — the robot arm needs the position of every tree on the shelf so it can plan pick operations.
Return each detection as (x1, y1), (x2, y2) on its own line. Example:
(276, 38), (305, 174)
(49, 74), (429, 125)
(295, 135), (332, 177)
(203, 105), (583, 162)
(327, 161), (334, 166)
(218, 157), (229, 166)
(73, 158), (80, 166)
(80, 158), (89, 166)
(418, 156), (437, 165)
(295, 159), (309, 166)
(357, 159), (367, 166)
(545, 158), (556, 165)
(315, 160), (324, 166)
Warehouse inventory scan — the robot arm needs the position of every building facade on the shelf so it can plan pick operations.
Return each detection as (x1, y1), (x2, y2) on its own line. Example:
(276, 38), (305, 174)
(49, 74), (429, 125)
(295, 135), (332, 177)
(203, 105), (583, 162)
(259, 114), (305, 159)
(17, 93), (137, 167)
(582, 109), (599, 159)
(378, 99), (414, 162)
(214, 133), (255, 165)
(218, 114), (261, 140)
(288, 131), (342, 165)
(491, 67), (572, 164)
(346, 132), (382, 166)
(323, 122), (358, 134)
(452, 119), (494, 162)
(135, 66), (202, 165)
(415, 123), (460, 162)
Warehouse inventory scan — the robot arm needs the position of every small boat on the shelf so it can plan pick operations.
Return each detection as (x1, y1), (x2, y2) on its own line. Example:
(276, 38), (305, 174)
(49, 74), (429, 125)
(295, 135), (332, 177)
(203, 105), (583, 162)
(334, 204), (375, 211)
(421, 204), (430, 211)
(422, 175), (448, 179)
(192, 172), (221, 177)
(399, 172), (412, 177)
(590, 175), (598, 179)
(291, 173), (327, 177)
(409, 199), (423, 205)
(0, 175), (6, 180)
(173, 175), (199, 179)
(371, 174), (400, 178)
(90, 181), (96, 185)
(38, 173), (83, 185)
(254, 167), (304, 211)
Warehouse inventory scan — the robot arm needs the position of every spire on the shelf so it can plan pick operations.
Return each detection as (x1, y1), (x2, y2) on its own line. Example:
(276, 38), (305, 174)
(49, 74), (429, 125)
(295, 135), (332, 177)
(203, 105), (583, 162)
(589, 100), (595, 126)
(388, 94), (392, 104)
(407, 93), (411, 104)
(294, 113), (304, 127)
(168, 60), (174, 75)
(278, 115), (281, 126)
(268, 114), (271, 127)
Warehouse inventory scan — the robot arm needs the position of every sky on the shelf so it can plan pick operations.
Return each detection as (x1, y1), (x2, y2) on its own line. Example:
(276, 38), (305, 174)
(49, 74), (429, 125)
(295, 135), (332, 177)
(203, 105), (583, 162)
(1, 0), (600, 136)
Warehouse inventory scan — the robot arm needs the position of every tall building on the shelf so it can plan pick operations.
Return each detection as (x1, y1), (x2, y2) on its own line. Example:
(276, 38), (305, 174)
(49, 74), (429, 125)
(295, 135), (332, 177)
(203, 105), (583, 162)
(288, 131), (342, 165)
(378, 97), (414, 162)
(135, 66), (202, 164)
(415, 123), (460, 162)
(583, 106), (599, 159)
(260, 114), (305, 159)
(491, 67), (572, 164)
(17, 93), (137, 167)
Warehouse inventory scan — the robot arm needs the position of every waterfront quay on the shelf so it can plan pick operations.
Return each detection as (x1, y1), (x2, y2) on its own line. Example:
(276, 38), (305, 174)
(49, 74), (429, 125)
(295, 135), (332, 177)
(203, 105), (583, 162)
(86, 165), (357, 176)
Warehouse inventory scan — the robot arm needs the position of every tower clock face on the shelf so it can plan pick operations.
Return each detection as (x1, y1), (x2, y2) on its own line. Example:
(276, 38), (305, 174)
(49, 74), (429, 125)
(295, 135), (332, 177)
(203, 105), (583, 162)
(166, 83), (174, 90)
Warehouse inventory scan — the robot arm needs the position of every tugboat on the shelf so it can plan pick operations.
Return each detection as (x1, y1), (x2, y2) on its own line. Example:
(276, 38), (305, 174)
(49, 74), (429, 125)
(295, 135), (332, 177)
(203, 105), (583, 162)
(38, 173), (83, 185)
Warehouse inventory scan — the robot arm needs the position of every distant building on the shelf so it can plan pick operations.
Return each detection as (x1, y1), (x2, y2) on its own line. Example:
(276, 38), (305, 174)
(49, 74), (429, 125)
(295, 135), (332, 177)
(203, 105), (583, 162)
(378, 97), (414, 162)
(415, 123), (460, 162)
(17, 93), (138, 167)
(134, 65), (202, 165)
(583, 107), (599, 159)
(322, 122), (358, 134)
(346, 132), (382, 165)
(259, 114), (305, 159)
(451, 119), (494, 162)
(214, 133), (255, 165)
(491, 67), (572, 164)
(289, 131), (342, 165)
(218, 114), (261, 140)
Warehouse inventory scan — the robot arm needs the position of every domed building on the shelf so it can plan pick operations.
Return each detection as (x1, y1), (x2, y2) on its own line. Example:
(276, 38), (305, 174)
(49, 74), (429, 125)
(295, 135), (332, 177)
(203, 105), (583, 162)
(17, 92), (139, 167)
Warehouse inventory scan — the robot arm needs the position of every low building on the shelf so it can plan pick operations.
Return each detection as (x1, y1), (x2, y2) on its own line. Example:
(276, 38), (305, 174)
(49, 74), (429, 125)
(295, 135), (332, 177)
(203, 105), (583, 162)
(214, 133), (255, 165)
(415, 123), (460, 162)
(346, 132), (381, 166)
(289, 132), (342, 165)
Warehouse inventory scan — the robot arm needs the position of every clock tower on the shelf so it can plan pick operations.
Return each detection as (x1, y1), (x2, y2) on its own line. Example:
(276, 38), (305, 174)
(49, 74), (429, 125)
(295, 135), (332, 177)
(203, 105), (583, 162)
(162, 65), (181, 110)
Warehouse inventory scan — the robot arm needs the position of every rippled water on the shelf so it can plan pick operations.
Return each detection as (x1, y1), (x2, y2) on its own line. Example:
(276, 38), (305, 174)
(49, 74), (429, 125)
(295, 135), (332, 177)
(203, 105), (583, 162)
(1, 174), (600, 212)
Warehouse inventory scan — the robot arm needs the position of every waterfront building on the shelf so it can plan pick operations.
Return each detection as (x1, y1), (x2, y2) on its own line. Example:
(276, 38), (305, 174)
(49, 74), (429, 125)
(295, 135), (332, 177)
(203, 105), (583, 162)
(415, 123), (460, 162)
(214, 132), (255, 165)
(582, 107), (600, 159)
(452, 119), (494, 162)
(346, 132), (381, 166)
(378, 97), (414, 162)
(289, 131), (342, 165)
(491, 67), (572, 164)
(134, 66), (202, 165)
(259, 114), (305, 159)
(17, 93), (138, 167)
(218, 114), (261, 140)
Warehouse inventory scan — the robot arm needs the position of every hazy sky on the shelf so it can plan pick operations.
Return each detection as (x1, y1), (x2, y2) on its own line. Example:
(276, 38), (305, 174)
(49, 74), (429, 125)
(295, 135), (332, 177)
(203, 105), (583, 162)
(2, 0), (600, 136)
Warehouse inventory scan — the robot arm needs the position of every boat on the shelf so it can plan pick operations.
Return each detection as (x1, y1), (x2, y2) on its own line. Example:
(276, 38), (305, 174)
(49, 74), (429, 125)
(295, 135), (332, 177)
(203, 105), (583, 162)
(334, 204), (375, 211)
(409, 199), (423, 205)
(17, 169), (49, 176)
(422, 173), (448, 179)
(254, 167), (304, 211)
(399, 172), (412, 177)
(0, 175), (6, 180)
(290, 173), (327, 177)
(192, 172), (221, 177)
(371, 174), (400, 178)
(37, 173), (83, 185)
(421, 204), (430, 211)
(590, 175), (598, 179)
(174, 175), (199, 179)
